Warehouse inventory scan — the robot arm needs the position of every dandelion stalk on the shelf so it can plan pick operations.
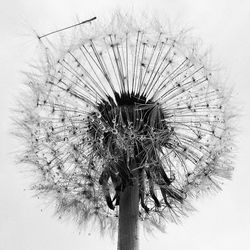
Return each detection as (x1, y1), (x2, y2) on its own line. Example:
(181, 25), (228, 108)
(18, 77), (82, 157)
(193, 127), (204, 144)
(118, 161), (139, 250)
(14, 14), (234, 250)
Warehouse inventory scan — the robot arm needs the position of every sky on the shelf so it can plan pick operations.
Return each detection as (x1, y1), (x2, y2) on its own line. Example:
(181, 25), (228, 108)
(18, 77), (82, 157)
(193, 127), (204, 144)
(1, 0), (250, 249)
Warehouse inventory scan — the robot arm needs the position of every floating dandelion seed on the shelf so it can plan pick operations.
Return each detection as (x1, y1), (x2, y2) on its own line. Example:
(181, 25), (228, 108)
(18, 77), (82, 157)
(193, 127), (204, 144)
(15, 14), (234, 248)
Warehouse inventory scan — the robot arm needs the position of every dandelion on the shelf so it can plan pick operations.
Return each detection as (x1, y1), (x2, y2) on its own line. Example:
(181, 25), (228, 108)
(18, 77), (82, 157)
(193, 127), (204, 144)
(15, 14), (234, 250)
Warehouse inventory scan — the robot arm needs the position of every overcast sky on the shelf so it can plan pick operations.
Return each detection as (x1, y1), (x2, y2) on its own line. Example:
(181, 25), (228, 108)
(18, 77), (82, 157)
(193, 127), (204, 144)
(1, 0), (250, 249)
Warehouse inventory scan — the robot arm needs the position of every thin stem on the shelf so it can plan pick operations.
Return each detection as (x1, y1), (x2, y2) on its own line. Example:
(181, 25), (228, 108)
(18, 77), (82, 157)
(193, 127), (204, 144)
(38, 17), (97, 39)
(117, 161), (139, 250)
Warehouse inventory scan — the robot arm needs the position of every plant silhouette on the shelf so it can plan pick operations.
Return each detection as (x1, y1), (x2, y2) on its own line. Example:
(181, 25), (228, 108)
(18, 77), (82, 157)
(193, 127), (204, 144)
(15, 14), (234, 250)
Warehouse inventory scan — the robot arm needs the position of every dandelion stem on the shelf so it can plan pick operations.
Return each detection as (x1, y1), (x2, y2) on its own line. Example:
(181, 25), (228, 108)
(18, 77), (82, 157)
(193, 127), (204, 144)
(118, 160), (139, 250)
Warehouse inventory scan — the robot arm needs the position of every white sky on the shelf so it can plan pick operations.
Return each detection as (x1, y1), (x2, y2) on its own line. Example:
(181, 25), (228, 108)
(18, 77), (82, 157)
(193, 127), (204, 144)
(1, 0), (250, 249)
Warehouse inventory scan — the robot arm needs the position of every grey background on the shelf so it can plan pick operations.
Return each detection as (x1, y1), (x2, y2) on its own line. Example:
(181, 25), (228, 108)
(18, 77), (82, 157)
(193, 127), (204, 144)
(1, 0), (250, 249)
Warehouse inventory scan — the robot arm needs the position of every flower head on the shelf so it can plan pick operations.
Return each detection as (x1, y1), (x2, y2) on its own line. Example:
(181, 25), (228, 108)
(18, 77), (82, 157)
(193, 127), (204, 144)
(16, 15), (234, 233)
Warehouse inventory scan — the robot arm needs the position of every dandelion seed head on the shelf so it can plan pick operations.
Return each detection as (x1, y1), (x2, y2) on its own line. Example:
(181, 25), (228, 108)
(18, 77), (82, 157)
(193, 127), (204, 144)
(15, 14), (235, 234)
